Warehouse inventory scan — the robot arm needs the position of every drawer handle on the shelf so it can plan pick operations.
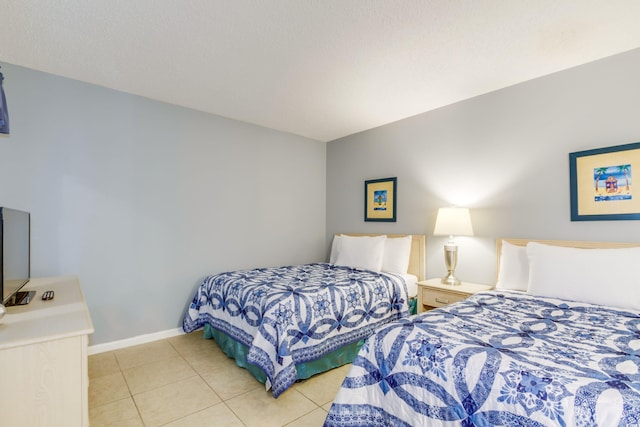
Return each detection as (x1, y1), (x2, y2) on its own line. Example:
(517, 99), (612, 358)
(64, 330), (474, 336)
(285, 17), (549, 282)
(435, 297), (450, 304)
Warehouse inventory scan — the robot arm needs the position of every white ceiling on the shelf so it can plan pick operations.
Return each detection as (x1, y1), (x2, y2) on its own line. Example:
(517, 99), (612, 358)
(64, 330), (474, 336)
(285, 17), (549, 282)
(2, 1), (640, 142)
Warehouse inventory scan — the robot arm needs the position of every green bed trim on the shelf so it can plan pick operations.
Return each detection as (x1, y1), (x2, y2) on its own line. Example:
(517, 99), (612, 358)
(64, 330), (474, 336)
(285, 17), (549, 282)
(203, 324), (364, 383)
(201, 297), (415, 383)
(409, 296), (417, 315)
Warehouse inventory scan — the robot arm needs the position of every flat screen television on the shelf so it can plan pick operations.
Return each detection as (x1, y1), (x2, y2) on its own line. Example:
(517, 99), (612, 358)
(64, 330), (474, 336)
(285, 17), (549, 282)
(0, 207), (31, 306)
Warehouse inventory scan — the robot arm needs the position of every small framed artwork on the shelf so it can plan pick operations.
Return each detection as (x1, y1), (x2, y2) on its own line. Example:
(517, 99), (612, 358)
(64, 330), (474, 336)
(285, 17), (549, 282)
(364, 177), (397, 222)
(569, 142), (640, 221)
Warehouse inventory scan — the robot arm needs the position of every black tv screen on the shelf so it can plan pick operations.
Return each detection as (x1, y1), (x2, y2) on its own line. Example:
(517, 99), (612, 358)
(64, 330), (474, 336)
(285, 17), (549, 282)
(0, 207), (30, 305)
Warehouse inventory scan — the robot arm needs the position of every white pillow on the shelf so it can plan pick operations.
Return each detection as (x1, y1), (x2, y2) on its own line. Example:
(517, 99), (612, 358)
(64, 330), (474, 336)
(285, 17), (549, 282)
(329, 234), (342, 264)
(334, 235), (387, 272)
(382, 235), (412, 274)
(526, 242), (640, 310)
(495, 241), (528, 291)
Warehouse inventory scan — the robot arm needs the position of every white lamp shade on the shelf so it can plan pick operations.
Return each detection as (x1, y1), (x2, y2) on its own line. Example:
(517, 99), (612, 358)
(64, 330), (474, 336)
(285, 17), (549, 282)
(433, 207), (473, 236)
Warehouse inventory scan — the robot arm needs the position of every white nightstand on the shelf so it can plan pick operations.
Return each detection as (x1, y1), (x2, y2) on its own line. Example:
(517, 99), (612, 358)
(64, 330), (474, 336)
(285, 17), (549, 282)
(417, 278), (493, 313)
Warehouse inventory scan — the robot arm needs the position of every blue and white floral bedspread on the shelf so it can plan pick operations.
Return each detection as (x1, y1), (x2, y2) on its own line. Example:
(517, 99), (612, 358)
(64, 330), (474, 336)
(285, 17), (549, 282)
(325, 290), (640, 426)
(182, 263), (409, 397)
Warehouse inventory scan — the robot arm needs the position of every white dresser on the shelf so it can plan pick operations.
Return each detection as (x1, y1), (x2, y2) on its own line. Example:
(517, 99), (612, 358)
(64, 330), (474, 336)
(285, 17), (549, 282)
(0, 276), (94, 427)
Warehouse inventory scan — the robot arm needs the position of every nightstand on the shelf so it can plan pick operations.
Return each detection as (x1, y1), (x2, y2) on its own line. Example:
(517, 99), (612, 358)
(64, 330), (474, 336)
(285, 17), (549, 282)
(417, 278), (493, 313)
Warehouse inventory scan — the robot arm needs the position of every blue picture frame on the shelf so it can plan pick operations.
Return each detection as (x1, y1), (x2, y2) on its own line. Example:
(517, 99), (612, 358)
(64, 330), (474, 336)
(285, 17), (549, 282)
(569, 142), (640, 221)
(364, 177), (397, 222)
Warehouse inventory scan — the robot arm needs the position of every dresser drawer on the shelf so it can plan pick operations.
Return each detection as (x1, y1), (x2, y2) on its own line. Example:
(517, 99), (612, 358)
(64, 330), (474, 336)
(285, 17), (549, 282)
(422, 289), (466, 308)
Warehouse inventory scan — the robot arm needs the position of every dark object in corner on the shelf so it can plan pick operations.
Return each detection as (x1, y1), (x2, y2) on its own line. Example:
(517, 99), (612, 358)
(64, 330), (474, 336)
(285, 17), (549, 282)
(0, 66), (9, 135)
(5, 290), (35, 306)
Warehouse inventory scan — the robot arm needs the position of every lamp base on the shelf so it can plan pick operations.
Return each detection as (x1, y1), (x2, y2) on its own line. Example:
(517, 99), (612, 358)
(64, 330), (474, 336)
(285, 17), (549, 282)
(442, 241), (461, 286)
(441, 273), (461, 286)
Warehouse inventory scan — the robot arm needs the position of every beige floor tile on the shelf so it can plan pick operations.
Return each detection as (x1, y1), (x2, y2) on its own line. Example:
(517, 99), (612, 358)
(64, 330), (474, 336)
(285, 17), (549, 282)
(285, 407), (329, 427)
(89, 351), (121, 378)
(87, 336), (347, 427)
(89, 371), (131, 408)
(116, 339), (180, 370)
(89, 396), (144, 427)
(182, 345), (238, 375)
(225, 386), (317, 427)
(293, 364), (351, 406)
(163, 402), (245, 427)
(168, 330), (218, 356)
(123, 355), (197, 394)
(200, 362), (263, 400)
(134, 376), (221, 427)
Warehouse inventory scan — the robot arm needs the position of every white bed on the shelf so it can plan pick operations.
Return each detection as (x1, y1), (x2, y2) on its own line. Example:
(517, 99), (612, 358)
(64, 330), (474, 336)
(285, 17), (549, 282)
(326, 238), (640, 426)
(183, 233), (425, 397)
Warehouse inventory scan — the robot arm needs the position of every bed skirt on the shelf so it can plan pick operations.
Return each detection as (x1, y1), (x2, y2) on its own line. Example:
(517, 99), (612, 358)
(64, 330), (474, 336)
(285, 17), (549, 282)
(203, 324), (365, 384)
(408, 297), (417, 315)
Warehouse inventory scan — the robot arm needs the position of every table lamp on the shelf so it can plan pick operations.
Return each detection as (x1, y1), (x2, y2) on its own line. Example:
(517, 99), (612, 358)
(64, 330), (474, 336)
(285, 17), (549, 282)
(433, 207), (473, 285)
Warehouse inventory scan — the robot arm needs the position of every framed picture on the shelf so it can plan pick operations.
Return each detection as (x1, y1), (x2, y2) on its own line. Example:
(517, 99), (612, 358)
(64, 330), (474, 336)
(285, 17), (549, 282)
(569, 142), (640, 221)
(364, 177), (397, 222)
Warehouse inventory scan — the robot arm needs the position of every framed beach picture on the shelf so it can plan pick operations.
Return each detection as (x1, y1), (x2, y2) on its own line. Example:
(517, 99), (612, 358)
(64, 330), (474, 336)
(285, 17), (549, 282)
(364, 177), (397, 222)
(569, 142), (640, 221)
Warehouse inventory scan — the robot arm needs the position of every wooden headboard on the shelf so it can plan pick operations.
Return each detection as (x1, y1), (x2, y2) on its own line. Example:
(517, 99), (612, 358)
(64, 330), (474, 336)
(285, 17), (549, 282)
(496, 238), (640, 277)
(339, 234), (426, 281)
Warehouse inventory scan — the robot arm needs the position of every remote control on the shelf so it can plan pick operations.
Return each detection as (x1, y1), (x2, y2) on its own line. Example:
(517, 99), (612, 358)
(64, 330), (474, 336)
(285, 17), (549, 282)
(42, 290), (54, 301)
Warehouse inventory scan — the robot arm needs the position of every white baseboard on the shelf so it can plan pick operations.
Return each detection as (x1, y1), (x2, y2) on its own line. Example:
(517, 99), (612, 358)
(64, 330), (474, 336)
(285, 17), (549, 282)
(88, 327), (187, 355)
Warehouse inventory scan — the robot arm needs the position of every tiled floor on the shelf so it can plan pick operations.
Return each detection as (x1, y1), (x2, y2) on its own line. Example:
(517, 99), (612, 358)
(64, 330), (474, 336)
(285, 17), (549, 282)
(88, 331), (349, 426)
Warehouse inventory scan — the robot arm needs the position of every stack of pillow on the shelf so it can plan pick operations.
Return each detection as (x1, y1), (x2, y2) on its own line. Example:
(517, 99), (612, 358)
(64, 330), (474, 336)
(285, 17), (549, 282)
(329, 234), (412, 275)
(496, 240), (640, 310)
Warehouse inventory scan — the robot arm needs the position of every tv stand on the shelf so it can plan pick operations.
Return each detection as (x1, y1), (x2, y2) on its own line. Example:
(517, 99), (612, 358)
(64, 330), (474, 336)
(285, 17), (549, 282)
(4, 289), (36, 306)
(0, 276), (94, 426)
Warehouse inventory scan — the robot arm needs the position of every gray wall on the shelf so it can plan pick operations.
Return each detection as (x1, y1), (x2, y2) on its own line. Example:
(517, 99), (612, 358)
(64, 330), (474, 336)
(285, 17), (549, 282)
(4, 47), (640, 345)
(327, 48), (640, 285)
(0, 63), (326, 345)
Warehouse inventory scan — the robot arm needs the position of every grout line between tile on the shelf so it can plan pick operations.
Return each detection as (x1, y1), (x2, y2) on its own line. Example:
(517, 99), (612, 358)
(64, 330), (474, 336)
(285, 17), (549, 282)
(90, 333), (336, 427)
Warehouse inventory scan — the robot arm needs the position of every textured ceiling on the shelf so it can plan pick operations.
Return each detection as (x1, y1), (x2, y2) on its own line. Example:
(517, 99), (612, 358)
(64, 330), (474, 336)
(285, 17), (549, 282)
(2, 1), (640, 141)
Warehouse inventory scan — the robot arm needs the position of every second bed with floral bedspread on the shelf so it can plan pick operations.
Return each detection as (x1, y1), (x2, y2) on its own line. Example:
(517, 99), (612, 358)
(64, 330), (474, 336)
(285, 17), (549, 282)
(183, 263), (410, 397)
